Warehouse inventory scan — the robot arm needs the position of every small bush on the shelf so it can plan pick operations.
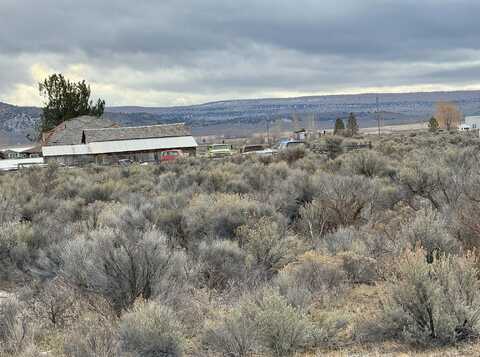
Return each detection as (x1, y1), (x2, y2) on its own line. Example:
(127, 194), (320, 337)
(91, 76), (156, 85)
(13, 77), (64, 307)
(369, 248), (480, 345)
(64, 315), (118, 357)
(203, 307), (258, 357)
(61, 229), (178, 314)
(244, 289), (315, 357)
(198, 240), (247, 290)
(309, 173), (380, 228)
(237, 217), (298, 278)
(401, 209), (461, 262)
(182, 193), (275, 244)
(0, 297), (33, 355)
(277, 146), (306, 164)
(339, 252), (377, 284)
(0, 222), (32, 281)
(319, 227), (368, 256)
(119, 301), (185, 357)
(342, 150), (390, 178)
(277, 252), (346, 308)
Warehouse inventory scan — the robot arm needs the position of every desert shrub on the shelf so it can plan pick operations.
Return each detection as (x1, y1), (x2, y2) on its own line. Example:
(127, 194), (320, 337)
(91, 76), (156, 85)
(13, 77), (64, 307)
(0, 222), (32, 281)
(140, 194), (190, 248)
(339, 252), (377, 284)
(297, 200), (331, 241)
(369, 248), (480, 345)
(27, 278), (79, 328)
(198, 240), (247, 290)
(342, 150), (391, 178)
(241, 161), (289, 194)
(276, 252), (347, 308)
(202, 307), (258, 357)
(64, 315), (118, 357)
(61, 229), (180, 314)
(270, 169), (314, 222)
(205, 288), (334, 357)
(237, 217), (299, 278)
(397, 149), (465, 210)
(79, 179), (121, 204)
(182, 193), (275, 244)
(324, 136), (343, 159)
(0, 296), (34, 355)
(319, 227), (368, 255)
(0, 183), (20, 224)
(277, 146), (306, 164)
(400, 209), (461, 262)
(119, 301), (185, 357)
(198, 166), (239, 193)
(308, 173), (380, 228)
(243, 289), (317, 356)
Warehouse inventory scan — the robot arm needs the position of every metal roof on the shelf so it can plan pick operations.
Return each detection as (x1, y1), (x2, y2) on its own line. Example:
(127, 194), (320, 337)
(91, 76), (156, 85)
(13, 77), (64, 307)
(0, 158), (45, 171)
(0, 145), (37, 153)
(44, 116), (118, 146)
(42, 136), (198, 157)
(82, 123), (189, 143)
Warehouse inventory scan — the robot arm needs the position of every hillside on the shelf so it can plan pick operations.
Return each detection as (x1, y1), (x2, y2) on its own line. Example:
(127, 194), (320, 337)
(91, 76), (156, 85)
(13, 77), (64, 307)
(2, 90), (480, 143)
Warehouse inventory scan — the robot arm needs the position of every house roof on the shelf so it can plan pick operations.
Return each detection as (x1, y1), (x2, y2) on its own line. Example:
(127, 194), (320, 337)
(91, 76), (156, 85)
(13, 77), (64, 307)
(82, 123), (190, 143)
(42, 136), (198, 157)
(44, 116), (118, 146)
(0, 145), (38, 153)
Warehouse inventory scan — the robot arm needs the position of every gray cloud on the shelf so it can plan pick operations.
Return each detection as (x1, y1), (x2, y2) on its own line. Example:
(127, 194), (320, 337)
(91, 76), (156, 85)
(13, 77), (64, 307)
(1, 0), (480, 106)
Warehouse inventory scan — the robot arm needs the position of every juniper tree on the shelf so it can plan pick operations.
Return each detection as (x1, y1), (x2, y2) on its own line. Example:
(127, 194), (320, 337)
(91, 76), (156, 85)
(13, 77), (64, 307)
(333, 118), (345, 135)
(428, 116), (439, 132)
(38, 73), (105, 135)
(346, 112), (359, 137)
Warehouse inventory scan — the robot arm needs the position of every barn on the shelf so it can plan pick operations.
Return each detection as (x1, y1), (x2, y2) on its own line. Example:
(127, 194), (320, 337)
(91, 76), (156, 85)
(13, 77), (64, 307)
(42, 116), (198, 165)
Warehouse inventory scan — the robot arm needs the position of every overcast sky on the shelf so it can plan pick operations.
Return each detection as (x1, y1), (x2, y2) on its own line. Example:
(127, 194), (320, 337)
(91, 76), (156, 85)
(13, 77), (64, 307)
(1, 0), (480, 107)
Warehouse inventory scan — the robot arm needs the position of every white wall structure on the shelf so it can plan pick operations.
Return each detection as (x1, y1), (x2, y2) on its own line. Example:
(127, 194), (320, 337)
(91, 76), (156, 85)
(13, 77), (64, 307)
(0, 158), (45, 171)
(465, 116), (480, 129)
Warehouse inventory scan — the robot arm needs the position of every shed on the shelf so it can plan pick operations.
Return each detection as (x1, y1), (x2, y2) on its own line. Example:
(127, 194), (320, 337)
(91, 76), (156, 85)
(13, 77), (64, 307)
(42, 118), (198, 166)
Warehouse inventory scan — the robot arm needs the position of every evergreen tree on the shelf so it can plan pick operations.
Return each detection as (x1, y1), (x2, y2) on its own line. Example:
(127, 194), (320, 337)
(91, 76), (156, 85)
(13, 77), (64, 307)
(346, 112), (359, 137)
(428, 116), (439, 132)
(38, 74), (105, 134)
(333, 118), (345, 135)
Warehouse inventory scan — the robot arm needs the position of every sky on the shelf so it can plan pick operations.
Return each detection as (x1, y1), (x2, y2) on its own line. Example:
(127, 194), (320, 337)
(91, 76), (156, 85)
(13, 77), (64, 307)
(1, 0), (480, 107)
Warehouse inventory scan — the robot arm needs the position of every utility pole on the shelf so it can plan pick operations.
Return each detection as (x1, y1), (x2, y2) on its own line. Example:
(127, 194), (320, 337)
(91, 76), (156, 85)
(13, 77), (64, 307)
(376, 95), (381, 136)
(265, 118), (270, 146)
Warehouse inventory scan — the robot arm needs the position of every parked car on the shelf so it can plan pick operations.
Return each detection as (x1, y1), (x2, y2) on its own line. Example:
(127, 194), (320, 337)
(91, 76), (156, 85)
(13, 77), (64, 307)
(241, 144), (275, 157)
(118, 159), (134, 166)
(275, 140), (305, 151)
(208, 144), (234, 158)
(160, 149), (185, 162)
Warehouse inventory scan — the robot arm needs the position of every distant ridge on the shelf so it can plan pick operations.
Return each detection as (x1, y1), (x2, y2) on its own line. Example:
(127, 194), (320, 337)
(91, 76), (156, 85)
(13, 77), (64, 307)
(2, 89), (480, 144)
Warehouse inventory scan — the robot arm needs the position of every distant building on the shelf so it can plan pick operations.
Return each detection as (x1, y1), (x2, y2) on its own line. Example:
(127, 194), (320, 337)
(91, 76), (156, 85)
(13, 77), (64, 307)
(42, 116), (198, 165)
(293, 128), (307, 141)
(0, 145), (41, 159)
(465, 116), (480, 130)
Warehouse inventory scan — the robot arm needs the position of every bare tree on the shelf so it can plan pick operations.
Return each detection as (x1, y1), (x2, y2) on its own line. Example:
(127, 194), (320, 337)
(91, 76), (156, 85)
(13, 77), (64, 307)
(435, 102), (462, 130)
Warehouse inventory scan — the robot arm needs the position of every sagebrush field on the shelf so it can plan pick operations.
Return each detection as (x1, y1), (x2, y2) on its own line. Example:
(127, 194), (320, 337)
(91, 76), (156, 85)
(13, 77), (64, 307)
(2, 131), (480, 356)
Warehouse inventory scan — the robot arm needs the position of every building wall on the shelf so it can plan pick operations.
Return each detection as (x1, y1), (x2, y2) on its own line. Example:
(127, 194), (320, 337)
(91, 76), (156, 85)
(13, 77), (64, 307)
(44, 147), (196, 166)
(465, 116), (480, 129)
